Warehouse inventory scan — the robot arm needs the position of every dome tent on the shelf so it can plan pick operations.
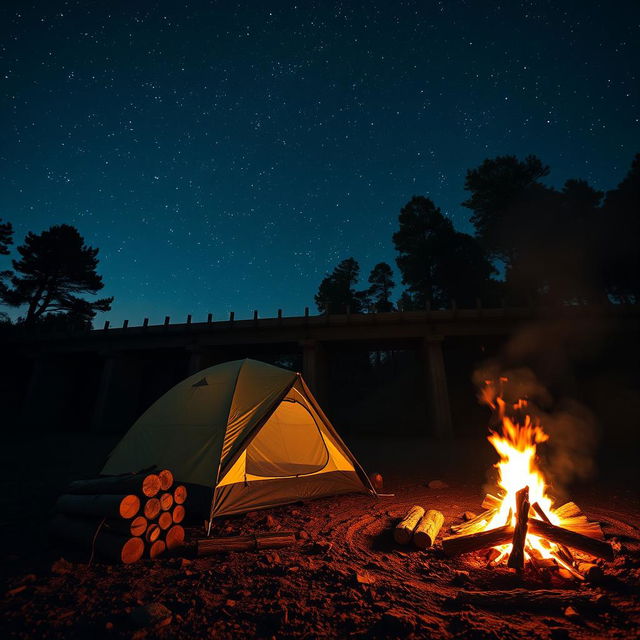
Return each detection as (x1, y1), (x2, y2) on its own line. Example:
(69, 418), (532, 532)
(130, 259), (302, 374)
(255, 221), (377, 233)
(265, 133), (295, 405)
(102, 359), (375, 522)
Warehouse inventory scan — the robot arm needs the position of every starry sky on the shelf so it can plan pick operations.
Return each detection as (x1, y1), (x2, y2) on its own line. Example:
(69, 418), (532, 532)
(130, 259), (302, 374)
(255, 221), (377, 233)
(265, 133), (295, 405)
(1, 1), (638, 325)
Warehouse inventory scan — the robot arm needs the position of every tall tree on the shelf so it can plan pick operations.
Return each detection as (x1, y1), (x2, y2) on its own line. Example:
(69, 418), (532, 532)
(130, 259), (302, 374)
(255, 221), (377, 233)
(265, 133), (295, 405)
(601, 154), (640, 303)
(366, 262), (395, 312)
(3, 224), (113, 324)
(393, 196), (498, 308)
(315, 257), (366, 314)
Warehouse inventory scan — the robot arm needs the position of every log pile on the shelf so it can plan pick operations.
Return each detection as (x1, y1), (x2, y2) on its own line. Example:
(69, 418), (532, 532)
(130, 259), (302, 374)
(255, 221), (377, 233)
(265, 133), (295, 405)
(442, 487), (614, 580)
(49, 469), (187, 564)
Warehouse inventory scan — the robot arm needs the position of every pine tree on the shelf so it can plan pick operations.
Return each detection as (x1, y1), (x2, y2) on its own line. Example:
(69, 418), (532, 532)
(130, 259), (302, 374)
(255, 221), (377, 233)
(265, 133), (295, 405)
(3, 224), (113, 324)
(315, 257), (365, 314)
(366, 262), (395, 312)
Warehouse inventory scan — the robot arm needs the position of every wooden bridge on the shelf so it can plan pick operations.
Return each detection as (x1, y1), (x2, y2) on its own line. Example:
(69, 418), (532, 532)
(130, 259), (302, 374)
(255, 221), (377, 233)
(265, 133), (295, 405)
(7, 304), (638, 438)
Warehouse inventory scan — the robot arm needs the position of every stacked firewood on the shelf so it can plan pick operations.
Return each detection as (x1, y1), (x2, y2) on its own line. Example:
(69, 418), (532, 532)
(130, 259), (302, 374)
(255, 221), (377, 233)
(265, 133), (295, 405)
(442, 487), (614, 580)
(49, 469), (188, 564)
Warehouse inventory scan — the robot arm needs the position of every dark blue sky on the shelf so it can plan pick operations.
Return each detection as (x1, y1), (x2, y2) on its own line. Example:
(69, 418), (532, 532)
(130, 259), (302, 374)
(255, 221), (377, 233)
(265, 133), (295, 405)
(1, 1), (638, 324)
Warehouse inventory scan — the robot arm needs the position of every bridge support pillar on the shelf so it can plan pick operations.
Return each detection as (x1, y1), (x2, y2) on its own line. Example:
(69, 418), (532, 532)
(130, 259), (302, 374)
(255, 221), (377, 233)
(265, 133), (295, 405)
(21, 356), (71, 430)
(91, 353), (141, 433)
(302, 340), (327, 404)
(186, 347), (206, 376)
(422, 336), (453, 438)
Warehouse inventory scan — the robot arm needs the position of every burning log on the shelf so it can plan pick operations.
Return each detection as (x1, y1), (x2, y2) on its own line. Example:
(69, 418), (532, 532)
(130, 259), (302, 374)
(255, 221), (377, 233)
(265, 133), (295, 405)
(481, 494), (503, 510)
(450, 509), (497, 534)
(528, 519), (614, 561)
(393, 506), (425, 545)
(49, 514), (144, 564)
(66, 473), (161, 498)
(507, 486), (530, 571)
(56, 494), (140, 519)
(197, 531), (297, 555)
(413, 510), (444, 549)
(531, 501), (575, 566)
(451, 589), (608, 611)
(442, 525), (514, 557)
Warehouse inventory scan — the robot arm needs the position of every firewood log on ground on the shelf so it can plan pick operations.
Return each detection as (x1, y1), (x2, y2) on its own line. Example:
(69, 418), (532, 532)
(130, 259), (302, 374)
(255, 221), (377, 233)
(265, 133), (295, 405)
(393, 506), (425, 545)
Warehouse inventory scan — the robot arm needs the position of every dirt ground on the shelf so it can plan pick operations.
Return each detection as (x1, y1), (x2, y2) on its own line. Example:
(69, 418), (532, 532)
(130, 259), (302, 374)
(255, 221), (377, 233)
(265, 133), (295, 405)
(1, 433), (639, 639)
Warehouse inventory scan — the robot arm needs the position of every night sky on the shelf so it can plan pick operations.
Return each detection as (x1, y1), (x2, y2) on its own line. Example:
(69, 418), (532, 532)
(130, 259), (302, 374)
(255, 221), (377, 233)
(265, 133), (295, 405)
(2, 1), (638, 325)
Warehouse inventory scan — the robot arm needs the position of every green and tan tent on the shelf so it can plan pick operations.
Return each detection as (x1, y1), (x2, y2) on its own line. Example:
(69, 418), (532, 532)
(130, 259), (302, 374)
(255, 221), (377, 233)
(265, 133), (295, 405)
(102, 358), (375, 520)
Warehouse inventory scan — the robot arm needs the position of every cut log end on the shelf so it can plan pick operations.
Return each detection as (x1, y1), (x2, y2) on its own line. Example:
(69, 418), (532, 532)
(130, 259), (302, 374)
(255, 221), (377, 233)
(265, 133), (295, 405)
(172, 505), (185, 524)
(130, 516), (147, 537)
(158, 469), (174, 492)
(142, 474), (161, 498)
(144, 498), (161, 520)
(160, 492), (174, 511)
(122, 537), (145, 564)
(166, 525), (185, 550)
(413, 510), (444, 549)
(148, 539), (166, 559)
(120, 495), (141, 519)
(174, 485), (188, 505)
(158, 512), (173, 530)
(145, 523), (161, 543)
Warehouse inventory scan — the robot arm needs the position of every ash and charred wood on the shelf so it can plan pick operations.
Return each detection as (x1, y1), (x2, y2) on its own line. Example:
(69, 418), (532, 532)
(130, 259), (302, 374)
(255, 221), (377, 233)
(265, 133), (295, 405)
(531, 501), (575, 565)
(413, 510), (444, 549)
(49, 514), (144, 564)
(452, 589), (608, 611)
(56, 493), (140, 519)
(528, 518), (614, 561)
(393, 506), (425, 545)
(507, 486), (529, 571)
(197, 531), (296, 555)
(442, 525), (514, 556)
(66, 473), (161, 498)
(451, 508), (497, 533)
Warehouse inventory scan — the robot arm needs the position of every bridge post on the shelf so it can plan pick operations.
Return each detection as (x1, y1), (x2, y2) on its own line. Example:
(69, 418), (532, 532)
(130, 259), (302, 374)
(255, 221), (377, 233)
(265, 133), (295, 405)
(186, 346), (206, 376)
(301, 340), (327, 403)
(91, 352), (141, 433)
(21, 356), (66, 429)
(422, 336), (453, 438)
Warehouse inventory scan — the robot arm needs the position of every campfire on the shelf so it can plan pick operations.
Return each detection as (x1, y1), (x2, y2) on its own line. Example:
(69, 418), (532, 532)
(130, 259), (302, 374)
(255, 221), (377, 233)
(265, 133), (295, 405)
(442, 380), (614, 578)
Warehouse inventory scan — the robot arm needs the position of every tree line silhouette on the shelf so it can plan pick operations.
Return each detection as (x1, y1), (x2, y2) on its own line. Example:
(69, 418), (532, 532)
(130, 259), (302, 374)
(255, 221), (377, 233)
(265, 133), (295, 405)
(1, 152), (637, 330)
(315, 153), (639, 313)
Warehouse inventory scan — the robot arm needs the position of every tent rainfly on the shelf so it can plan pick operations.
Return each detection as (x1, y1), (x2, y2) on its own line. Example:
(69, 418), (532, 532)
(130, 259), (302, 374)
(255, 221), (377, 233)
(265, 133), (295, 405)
(102, 359), (375, 522)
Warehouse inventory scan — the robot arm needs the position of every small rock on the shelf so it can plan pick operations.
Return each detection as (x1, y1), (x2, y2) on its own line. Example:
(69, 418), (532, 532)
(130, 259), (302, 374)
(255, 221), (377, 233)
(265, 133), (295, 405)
(427, 480), (448, 489)
(225, 599), (236, 608)
(265, 515), (278, 529)
(105, 622), (114, 631)
(290, 509), (302, 517)
(130, 603), (172, 628)
(451, 570), (470, 586)
(298, 530), (309, 540)
(356, 570), (376, 585)
(51, 558), (73, 575)
(381, 608), (415, 632)
(462, 511), (477, 521)
(564, 606), (580, 620)
(368, 472), (384, 490)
